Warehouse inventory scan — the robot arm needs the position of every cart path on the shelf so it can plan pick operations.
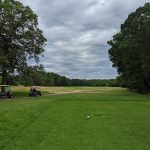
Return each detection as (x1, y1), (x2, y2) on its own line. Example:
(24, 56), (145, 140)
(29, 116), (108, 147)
(43, 90), (103, 96)
(43, 90), (82, 96)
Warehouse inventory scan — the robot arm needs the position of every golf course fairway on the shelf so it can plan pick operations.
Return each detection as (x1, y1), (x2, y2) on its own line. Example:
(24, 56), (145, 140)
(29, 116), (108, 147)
(0, 87), (150, 150)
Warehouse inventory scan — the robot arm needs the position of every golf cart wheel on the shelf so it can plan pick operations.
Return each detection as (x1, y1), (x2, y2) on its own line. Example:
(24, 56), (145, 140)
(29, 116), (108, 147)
(8, 94), (14, 98)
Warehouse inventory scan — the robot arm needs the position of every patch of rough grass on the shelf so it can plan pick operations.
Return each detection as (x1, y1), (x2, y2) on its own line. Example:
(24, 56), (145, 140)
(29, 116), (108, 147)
(12, 86), (128, 94)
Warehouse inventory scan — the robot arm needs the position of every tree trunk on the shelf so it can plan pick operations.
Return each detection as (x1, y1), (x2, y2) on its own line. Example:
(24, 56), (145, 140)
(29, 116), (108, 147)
(2, 69), (7, 85)
(1, 69), (7, 92)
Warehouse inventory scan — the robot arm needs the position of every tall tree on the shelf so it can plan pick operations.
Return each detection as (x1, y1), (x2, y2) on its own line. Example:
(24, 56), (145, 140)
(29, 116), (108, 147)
(0, 0), (46, 85)
(108, 3), (150, 93)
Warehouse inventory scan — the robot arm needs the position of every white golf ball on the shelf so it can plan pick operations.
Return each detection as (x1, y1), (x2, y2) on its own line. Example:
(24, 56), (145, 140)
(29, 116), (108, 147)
(87, 115), (90, 119)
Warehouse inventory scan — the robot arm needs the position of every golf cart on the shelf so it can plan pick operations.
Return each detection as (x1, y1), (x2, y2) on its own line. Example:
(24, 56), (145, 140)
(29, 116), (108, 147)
(29, 86), (41, 97)
(0, 85), (14, 98)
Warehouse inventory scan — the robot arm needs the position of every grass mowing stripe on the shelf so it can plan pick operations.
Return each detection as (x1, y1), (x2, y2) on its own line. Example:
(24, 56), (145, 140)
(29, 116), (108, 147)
(0, 99), (55, 150)
(0, 87), (150, 150)
(4, 100), (64, 149)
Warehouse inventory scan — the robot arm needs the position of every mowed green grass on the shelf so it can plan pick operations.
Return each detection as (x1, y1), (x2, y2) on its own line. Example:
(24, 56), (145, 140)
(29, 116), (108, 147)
(0, 87), (150, 150)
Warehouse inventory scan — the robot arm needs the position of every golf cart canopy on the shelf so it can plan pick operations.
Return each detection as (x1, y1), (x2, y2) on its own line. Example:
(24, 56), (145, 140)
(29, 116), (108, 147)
(0, 85), (14, 98)
(0, 85), (12, 92)
(30, 86), (41, 90)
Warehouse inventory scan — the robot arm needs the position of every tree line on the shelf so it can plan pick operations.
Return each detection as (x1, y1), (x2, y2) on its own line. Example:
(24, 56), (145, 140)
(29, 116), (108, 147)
(0, 66), (119, 87)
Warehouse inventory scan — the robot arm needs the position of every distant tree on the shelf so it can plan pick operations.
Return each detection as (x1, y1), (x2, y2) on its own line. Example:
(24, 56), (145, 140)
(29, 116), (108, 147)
(13, 69), (72, 87)
(18, 65), (45, 86)
(108, 3), (150, 93)
(0, 0), (46, 85)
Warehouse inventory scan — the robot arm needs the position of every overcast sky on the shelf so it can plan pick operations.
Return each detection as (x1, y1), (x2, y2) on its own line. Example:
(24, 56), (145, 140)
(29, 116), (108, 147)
(19, 0), (148, 79)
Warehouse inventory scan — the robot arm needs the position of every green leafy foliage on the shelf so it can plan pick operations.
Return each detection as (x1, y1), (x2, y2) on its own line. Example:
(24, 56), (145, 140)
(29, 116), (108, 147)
(12, 66), (72, 86)
(0, 0), (46, 84)
(108, 3), (150, 93)
(71, 79), (118, 87)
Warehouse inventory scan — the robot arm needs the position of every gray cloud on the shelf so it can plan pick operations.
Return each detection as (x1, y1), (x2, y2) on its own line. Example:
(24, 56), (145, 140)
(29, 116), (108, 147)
(19, 0), (148, 79)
